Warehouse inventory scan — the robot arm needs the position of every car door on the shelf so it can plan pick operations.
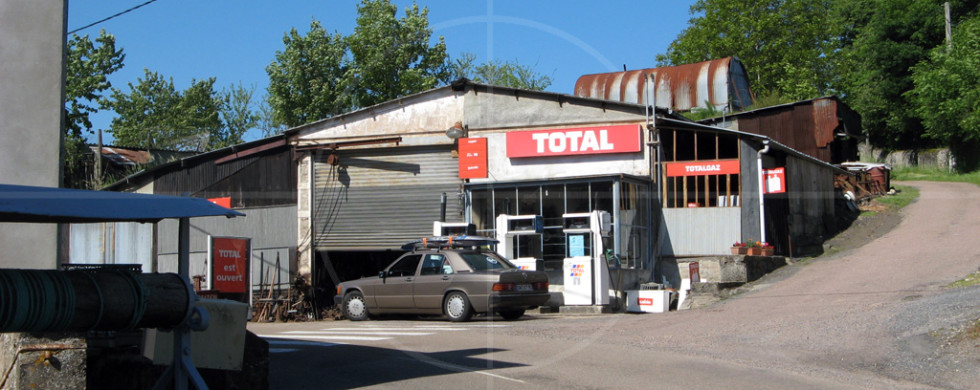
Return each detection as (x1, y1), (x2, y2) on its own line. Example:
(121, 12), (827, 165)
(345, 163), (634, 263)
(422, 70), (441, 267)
(374, 254), (422, 310)
(412, 253), (455, 311)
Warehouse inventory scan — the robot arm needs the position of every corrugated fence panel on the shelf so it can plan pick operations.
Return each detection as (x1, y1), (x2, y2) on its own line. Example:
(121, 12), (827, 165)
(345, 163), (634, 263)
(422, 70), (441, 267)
(313, 146), (463, 250)
(156, 205), (298, 283)
(68, 222), (153, 271)
(661, 207), (741, 255)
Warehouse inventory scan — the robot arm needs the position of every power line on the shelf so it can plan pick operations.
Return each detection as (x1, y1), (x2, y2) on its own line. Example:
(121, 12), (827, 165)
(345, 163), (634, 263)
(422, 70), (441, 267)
(67, 0), (160, 36)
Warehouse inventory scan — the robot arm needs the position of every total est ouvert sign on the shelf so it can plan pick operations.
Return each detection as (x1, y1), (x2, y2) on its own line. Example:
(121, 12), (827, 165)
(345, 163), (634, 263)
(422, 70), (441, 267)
(210, 236), (250, 294)
(506, 124), (642, 158)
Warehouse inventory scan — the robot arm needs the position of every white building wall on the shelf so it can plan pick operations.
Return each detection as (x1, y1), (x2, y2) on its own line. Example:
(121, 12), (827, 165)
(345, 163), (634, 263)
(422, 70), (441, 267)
(0, 0), (66, 269)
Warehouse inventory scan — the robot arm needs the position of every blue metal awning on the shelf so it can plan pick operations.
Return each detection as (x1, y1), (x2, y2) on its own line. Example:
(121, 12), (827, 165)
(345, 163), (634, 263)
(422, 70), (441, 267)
(0, 184), (244, 223)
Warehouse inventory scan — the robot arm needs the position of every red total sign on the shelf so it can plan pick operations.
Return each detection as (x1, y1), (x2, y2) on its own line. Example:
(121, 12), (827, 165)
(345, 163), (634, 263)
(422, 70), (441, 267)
(506, 124), (642, 158)
(211, 237), (249, 294)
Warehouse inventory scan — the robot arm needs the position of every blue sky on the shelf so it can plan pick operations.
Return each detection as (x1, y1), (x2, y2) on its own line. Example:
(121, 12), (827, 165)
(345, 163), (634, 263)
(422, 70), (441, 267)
(68, 0), (699, 143)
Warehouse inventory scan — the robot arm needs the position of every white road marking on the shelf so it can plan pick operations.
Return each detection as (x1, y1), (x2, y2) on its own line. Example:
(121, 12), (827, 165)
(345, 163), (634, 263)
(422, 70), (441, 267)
(283, 330), (434, 336)
(260, 323), (514, 349)
(262, 334), (390, 341)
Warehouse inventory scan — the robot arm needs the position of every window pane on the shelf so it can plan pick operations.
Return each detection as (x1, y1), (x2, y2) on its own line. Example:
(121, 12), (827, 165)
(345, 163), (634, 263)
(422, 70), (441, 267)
(387, 255), (421, 277)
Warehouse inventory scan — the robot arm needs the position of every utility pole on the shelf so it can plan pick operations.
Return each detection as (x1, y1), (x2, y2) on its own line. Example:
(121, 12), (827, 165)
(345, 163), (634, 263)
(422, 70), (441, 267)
(945, 2), (952, 51)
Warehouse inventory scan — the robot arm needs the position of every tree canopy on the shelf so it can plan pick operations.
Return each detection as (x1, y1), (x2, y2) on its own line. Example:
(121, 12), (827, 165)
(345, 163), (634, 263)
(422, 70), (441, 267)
(661, 0), (980, 162)
(657, 0), (839, 101)
(450, 52), (552, 90)
(103, 69), (223, 151)
(266, 0), (451, 128)
(64, 31), (125, 188)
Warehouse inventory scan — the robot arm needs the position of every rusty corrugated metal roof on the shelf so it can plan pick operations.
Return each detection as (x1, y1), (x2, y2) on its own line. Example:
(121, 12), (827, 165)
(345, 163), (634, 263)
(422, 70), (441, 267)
(573, 57), (754, 112)
(93, 146), (152, 166)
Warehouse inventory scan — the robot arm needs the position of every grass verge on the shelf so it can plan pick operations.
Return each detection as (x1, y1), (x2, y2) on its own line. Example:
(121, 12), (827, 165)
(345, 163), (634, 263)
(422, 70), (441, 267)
(891, 167), (980, 187)
(948, 270), (980, 341)
(874, 185), (918, 212)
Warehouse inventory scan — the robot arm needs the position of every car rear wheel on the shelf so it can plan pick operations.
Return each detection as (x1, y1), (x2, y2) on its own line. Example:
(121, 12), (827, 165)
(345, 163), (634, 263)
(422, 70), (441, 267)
(444, 291), (472, 322)
(343, 291), (370, 321)
(498, 309), (525, 321)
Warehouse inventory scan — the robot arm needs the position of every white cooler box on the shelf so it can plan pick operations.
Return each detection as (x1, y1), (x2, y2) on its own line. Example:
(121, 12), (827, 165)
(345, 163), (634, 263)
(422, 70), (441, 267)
(626, 290), (671, 313)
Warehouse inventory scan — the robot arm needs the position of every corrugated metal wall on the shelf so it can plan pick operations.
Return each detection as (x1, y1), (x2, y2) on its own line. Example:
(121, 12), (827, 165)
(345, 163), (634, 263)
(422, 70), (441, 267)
(156, 205), (297, 290)
(312, 146), (462, 250)
(154, 149), (295, 208)
(68, 222), (153, 271)
(660, 207), (741, 255)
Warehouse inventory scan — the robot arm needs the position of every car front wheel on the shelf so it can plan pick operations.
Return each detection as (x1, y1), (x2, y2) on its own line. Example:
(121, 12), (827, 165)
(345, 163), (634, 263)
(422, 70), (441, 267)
(343, 291), (370, 321)
(444, 291), (472, 322)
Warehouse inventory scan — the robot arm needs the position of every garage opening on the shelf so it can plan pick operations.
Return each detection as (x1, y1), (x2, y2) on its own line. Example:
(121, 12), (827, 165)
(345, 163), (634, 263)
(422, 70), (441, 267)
(313, 250), (402, 310)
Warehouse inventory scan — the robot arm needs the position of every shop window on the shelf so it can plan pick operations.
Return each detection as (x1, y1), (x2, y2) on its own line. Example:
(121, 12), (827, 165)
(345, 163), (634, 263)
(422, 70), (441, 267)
(541, 185), (566, 269)
(660, 128), (742, 209)
(466, 179), (650, 271)
(470, 189), (492, 235)
(565, 183), (591, 213)
(517, 185), (540, 215)
(618, 181), (649, 269)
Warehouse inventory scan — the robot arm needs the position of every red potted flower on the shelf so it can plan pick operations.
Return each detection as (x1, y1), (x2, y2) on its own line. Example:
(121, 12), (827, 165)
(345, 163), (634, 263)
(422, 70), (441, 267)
(731, 241), (748, 255)
(745, 240), (774, 256)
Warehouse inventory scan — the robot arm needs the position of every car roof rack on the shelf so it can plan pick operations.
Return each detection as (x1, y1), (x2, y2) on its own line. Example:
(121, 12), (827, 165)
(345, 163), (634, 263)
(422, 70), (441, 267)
(401, 235), (499, 251)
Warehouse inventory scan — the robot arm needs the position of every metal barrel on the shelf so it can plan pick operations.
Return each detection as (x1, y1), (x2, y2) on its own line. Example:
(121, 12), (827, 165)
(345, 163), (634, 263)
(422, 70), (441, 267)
(0, 269), (193, 333)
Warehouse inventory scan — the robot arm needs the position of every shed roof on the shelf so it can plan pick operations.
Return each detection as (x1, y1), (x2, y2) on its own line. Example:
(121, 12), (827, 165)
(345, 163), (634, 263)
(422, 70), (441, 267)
(0, 184), (244, 223)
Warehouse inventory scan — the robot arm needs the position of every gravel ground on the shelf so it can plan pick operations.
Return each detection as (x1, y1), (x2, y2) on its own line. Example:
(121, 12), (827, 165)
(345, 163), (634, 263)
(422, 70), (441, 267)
(513, 180), (980, 389)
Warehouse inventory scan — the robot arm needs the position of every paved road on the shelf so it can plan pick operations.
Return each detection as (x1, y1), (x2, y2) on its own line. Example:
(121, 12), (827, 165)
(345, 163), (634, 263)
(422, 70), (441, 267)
(250, 181), (980, 389)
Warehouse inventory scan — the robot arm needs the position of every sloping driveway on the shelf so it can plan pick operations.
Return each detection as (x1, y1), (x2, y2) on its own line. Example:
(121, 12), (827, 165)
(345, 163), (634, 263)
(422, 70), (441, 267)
(516, 180), (980, 389)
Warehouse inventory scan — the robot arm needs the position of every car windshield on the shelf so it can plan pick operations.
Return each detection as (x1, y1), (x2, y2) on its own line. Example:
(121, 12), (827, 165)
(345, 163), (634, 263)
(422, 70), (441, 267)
(458, 251), (515, 271)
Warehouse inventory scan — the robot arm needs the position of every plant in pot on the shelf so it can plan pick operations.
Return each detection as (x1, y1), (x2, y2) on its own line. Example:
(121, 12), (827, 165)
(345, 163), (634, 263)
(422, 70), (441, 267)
(731, 241), (748, 255)
(745, 239), (774, 256)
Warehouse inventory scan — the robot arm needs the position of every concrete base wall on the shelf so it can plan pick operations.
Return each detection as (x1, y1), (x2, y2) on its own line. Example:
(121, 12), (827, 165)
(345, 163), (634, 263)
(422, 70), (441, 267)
(0, 333), (87, 390)
(677, 256), (789, 284)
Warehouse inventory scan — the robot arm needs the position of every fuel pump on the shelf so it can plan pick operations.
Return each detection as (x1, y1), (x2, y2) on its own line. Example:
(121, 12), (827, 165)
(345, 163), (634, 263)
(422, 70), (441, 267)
(494, 214), (543, 270)
(561, 210), (612, 306)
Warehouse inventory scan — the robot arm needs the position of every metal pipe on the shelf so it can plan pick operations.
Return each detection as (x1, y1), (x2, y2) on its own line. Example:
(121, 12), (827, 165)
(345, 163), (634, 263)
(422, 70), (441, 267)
(757, 140), (770, 243)
(440, 192), (447, 222)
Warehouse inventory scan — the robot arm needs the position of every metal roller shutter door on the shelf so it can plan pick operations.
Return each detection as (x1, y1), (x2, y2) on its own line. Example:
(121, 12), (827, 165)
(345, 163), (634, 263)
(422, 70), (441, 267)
(312, 146), (463, 250)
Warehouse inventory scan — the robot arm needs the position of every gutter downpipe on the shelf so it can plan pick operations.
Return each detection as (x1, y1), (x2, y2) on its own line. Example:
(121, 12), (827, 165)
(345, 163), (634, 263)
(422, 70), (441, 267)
(647, 73), (664, 281)
(757, 140), (770, 243)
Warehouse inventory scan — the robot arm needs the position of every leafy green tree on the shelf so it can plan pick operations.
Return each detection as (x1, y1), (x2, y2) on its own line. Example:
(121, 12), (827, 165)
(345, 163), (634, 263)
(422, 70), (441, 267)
(657, 0), (838, 101)
(345, 0), (450, 107)
(216, 83), (260, 148)
(104, 69), (223, 151)
(266, 0), (450, 127)
(266, 20), (350, 128)
(256, 99), (287, 138)
(64, 30), (125, 188)
(450, 52), (552, 90)
(909, 13), (980, 169)
(835, 0), (979, 151)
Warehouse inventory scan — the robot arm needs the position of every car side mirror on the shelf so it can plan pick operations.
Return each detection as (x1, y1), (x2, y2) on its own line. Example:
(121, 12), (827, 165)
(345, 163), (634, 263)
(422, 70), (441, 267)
(379, 271), (386, 282)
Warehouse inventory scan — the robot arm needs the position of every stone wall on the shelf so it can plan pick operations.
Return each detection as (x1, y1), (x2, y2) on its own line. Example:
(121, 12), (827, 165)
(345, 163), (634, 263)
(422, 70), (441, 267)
(859, 144), (954, 171)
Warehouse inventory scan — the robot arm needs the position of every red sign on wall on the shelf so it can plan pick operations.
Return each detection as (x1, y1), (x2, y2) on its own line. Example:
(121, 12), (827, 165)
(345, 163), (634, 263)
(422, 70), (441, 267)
(665, 159), (740, 177)
(208, 197), (231, 209)
(211, 237), (249, 294)
(764, 167), (786, 194)
(506, 124), (642, 158)
(458, 137), (488, 179)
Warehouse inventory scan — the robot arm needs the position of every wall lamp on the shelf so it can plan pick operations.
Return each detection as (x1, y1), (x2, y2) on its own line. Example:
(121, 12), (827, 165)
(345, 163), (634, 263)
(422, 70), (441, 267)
(446, 121), (467, 139)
